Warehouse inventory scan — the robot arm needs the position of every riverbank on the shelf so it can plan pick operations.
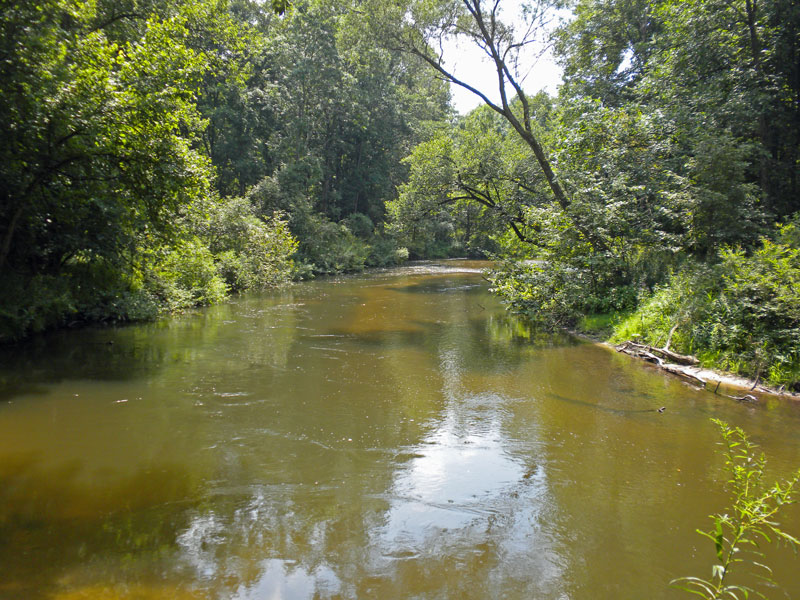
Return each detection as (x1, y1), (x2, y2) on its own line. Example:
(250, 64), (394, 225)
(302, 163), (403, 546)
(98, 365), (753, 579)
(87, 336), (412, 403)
(611, 340), (800, 400)
(575, 315), (800, 401)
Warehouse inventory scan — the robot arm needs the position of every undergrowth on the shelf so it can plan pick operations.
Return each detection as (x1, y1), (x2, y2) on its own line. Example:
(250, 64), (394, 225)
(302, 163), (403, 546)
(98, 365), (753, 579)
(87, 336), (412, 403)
(611, 222), (800, 389)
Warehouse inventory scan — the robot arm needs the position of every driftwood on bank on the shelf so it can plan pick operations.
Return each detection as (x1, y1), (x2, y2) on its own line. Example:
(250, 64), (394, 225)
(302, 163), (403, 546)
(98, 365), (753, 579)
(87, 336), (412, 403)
(620, 340), (699, 366)
(616, 340), (705, 386)
(733, 394), (759, 403)
(615, 340), (764, 403)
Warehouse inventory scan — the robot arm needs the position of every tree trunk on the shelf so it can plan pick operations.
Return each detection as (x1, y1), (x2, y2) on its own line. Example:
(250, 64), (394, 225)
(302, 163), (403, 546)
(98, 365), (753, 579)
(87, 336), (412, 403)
(0, 203), (24, 273)
(399, 0), (608, 252)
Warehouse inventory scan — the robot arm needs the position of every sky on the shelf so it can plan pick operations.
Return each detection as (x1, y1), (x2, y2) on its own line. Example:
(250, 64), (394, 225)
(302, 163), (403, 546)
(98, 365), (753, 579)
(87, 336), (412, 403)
(446, 43), (563, 114)
(439, 2), (568, 114)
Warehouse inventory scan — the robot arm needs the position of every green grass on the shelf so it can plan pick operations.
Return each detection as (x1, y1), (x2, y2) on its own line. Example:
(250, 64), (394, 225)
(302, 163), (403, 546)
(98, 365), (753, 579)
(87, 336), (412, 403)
(578, 310), (632, 338)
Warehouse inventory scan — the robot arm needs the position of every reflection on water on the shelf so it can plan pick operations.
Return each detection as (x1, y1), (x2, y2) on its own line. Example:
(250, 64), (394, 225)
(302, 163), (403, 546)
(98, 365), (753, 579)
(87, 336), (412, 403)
(376, 393), (563, 598)
(231, 559), (341, 600)
(1, 261), (799, 599)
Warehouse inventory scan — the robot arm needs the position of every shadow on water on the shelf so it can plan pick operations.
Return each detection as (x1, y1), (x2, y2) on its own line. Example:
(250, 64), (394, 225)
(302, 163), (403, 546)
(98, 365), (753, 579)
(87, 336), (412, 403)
(0, 455), (199, 600)
(0, 327), (172, 401)
(1, 288), (313, 403)
(322, 311), (583, 377)
(478, 313), (582, 350)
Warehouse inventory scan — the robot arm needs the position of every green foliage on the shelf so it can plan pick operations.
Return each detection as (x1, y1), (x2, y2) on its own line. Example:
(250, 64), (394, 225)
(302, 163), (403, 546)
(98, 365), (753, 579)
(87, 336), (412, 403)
(6, 0), (796, 361)
(612, 222), (800, 388)
(487, 260), (584, 327)
(643, 0), (800, 222)
(0, 263), (163, 342)
(0, 274), (77, 342)
(366, 235), (410, 268)
(487, 99), (686, 322)
(487, 254), (641, 328)
(271, 0), (292, 15)
(342, 213), (375, 240)
(388, 103), (552, 259)
(556, 0), (660, 104)
(196, 0), (450, 276)
(0, 0), (452, 342)
(195, 197), (297, 291)
(578, 311), (631, 337)
(555, 100), (689, 254)
(223, 212), (297, 290)
(296, 215), (371, 274)
(0, 0), (310, 340)
(146, 238), (229, 311)
(559, 0), (800, 225)
(0, 196), (299, 342)
(610, 261), (709, 348)
(711, 239), (800, 384)
(205, 0), (450, 229)
(672, 420), (800, 599)
(0, 0), (221, 276)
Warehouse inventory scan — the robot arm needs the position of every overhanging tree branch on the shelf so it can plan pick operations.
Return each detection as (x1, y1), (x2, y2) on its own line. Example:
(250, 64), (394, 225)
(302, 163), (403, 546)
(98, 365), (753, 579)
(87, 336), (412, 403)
(389, 0), (609, 252)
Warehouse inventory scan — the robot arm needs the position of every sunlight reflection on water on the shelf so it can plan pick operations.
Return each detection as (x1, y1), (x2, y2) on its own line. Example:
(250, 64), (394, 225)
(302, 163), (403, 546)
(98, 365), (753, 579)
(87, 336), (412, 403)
(1, 261), (799, 600)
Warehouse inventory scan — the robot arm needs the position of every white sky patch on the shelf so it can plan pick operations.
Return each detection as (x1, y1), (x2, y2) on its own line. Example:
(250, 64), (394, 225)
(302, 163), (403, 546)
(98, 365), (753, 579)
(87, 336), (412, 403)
(615, 46), (634, 75)
(446, 43), (563, 114)
(439, 1), (569, 114)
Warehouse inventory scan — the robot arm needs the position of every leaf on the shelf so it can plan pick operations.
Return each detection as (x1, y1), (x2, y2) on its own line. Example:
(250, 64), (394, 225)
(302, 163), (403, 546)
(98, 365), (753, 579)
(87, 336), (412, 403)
(271, 0), (291, 16)
(670, 576), (718, 597)
(715, 518), (725, 561)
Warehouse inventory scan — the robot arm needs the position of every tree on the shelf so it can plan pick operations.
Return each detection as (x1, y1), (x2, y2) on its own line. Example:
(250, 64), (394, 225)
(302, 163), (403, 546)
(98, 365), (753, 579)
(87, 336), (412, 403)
(0, 0), (295, 340)
(204, 0), (450, 272)
(389, 100), (555, 256)
(0, 0), (222, 275)
(364, 0), (610, 252)
(557, 0), (800, 238)
(555, 0), (661, 104)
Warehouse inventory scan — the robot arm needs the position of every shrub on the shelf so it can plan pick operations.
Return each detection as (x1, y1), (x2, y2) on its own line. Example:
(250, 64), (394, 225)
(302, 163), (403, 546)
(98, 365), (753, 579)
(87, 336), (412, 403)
(148, 237), (229, 310)
(0, 274), (76, 342)
(367, 235), (409, 267)
(342, 212), (374, 239)
(612, 222), (800, 388)
(297, 215), (370, 274)
(0, 260), (161, 342)
(192, 196), (297, 291)
(487, 256), (641, 328)
(672, 420), (800, 599)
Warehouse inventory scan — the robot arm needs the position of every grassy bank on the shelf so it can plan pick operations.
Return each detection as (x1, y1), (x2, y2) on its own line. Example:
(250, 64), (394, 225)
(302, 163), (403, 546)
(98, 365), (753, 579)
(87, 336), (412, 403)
(582, 225), (800, 390)
(610, 231), (799, 390)
(491, 221), (800, 392)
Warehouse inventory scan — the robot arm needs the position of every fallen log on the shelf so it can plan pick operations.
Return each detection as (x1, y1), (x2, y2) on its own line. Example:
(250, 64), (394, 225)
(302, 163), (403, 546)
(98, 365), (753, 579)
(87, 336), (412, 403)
(660, 363), (707, 387)
(616, 341), (662, 364)
(732, 394), (759, 403)
(613, 341), (798, 399)
(616, 341), (706, 386)
(645, 345), (699, 366)
(616, 340), (698, 366)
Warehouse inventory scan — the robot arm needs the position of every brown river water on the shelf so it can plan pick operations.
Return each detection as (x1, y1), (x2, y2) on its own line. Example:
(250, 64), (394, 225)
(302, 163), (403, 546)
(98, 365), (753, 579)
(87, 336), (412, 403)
(1, 260), (799, 599)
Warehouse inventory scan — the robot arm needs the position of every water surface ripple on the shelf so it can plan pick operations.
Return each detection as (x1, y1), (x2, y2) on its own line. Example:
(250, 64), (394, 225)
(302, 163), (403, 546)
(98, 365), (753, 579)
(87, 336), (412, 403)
(1, 260), (799, 599)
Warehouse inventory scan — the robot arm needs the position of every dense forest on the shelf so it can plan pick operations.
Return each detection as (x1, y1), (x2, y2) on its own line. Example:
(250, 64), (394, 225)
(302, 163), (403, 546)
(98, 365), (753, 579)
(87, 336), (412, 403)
(2, 0), (799, 388)
(0, 0), (449, 340)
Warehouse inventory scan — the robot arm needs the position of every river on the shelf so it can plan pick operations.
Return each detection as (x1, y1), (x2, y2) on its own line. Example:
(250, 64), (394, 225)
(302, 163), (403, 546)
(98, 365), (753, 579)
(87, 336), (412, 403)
(1, 260), (799, 599)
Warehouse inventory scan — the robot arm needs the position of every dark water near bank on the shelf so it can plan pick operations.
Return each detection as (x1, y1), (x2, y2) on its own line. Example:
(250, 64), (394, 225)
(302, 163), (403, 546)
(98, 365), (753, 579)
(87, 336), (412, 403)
(1, 260), (799, 600)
